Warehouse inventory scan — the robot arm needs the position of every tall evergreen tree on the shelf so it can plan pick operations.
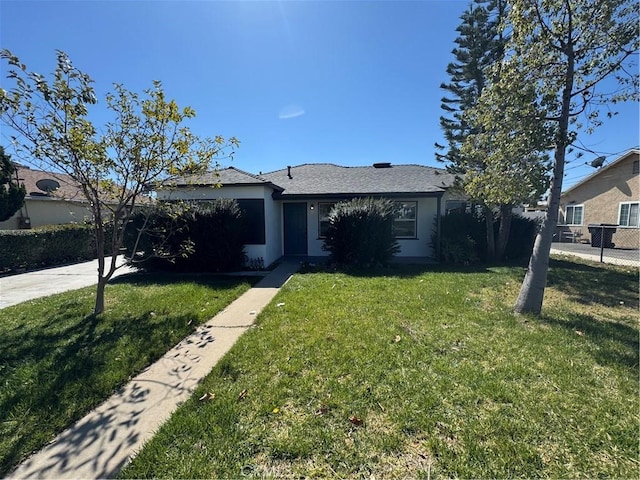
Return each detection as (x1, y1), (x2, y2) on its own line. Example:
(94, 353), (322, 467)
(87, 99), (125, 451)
(0, 146), (25, 222)
(436, 0), (513, 260)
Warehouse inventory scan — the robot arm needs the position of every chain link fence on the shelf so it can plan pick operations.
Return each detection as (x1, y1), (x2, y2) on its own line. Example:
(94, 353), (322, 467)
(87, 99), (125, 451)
(551, 224), (639, 268)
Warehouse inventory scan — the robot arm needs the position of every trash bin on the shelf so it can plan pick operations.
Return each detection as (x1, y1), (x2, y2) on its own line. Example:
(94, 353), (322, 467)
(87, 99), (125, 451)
(588, 224), (617, 248)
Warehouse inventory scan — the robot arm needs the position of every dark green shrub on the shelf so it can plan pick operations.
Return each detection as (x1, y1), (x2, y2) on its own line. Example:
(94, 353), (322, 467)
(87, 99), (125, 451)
(322, 197), (400, 266)
(436, 211), (539, 264)
(503, 215), (539, 260)
(437, 211), (485, 264)
(0, 223), (97, 271)
(125, 199), (247, 273)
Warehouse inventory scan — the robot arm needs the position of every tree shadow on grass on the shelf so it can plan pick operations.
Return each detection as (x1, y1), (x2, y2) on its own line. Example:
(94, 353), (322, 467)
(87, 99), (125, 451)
(109, 272), (259, 289)
(0, 282), (233, 476)
(539, 311), (639, 371)
(546, 258), (639, 309)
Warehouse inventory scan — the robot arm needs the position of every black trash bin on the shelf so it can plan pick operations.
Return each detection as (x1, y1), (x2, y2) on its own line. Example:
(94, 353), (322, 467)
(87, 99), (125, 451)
(588, 224), (617, 248)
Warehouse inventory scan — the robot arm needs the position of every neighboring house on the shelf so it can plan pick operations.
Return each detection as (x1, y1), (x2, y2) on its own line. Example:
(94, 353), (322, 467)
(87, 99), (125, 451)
(158, 163), (458, 267)
(558, 149), (639, 248)
(0, 165), (92, 230)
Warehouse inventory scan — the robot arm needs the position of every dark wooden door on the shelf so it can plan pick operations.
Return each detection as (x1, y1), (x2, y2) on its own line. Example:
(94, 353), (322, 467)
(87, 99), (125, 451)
(283, 203), (308, 255)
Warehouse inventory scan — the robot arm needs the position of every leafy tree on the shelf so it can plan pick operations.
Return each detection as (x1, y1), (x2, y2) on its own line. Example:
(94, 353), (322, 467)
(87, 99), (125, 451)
(0, 49), (239, 314)
(437, 0), (531, 261)
(465, 0), (638, 314)
(0, 146), (25, 222)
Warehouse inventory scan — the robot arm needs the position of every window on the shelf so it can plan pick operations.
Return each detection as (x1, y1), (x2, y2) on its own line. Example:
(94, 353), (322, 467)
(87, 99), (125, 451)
(445, 200), (468, 215)
(564, 204), (583, 225)
(237, 199), (265, 244)
(393, 201), (417, 238)
(619, 202), (639, 227)
(633, 160), (639, 175)
(318, 202), (335, 238)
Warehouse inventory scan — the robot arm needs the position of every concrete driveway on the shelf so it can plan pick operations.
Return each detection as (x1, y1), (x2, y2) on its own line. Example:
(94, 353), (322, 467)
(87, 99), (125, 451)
(0, 256), (137, 309)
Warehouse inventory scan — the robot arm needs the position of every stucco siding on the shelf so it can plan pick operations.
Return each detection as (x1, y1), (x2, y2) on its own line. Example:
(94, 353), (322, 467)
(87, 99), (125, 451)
(0, 199), (92, 230)
(560, 151), (639, 248)
(303, 196), (438, 258)
(157, 184), (284, 267)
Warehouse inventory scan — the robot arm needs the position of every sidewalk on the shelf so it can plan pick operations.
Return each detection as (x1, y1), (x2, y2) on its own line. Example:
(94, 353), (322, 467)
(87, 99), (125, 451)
(8, 260), (300, 479)
(0, 256), (136, 309)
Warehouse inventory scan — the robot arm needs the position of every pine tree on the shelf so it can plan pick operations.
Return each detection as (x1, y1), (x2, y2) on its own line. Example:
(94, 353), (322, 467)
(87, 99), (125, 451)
(0, 146), (26, 222)
(436, 0), (509, 260)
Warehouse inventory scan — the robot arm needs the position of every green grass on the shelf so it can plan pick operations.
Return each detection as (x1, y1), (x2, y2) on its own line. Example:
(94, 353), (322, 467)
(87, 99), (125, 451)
(0, 273), (255, 476)
(121, 258), (639, 479)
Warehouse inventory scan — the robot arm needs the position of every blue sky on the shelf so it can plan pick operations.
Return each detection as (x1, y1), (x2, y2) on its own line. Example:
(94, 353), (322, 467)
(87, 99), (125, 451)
(1, 0), (638, 190)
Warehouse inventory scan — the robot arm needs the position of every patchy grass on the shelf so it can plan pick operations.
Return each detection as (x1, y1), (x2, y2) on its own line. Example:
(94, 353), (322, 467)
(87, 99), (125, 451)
(0, 274), (254, 476)
(121, 258), (639, 479)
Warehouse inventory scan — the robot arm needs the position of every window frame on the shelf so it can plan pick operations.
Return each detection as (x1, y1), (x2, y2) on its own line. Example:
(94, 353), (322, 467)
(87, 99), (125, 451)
(618, 201), (639, 227)
(564, 204), (584, 226)
(392, 201), (418, 239)
(317, 202), (336, 239)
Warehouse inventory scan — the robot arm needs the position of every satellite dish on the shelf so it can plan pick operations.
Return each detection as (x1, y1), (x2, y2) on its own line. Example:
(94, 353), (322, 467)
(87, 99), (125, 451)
(590, 156), (605, 168)
(36, 178), (60, 193)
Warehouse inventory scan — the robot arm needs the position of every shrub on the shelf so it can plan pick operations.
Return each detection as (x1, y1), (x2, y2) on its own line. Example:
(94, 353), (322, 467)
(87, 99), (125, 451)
(436, 211), (539, 264)
(437, 211), (485, 265)
(0, 223), (97, 271)
(322, 197), (400, 266)
(125, 199), (247, 273)
(504, 215), (539, 260)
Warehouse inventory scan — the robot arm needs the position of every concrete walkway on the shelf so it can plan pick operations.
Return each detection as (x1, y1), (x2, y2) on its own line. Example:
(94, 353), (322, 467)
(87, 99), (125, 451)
(0, 256), (137, 309)
(8, 260), (300, 480)
(550, 243), (640, 267)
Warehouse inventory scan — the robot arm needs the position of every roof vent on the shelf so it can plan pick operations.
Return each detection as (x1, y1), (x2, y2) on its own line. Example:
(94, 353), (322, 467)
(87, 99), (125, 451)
(373, 162), (392, 169)
(287, 166), (292, 179)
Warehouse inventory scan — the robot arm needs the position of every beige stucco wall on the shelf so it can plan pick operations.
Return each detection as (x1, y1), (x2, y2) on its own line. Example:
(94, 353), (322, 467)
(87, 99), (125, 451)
(0, 198), (92, 230)
(559, 151), (639, 248)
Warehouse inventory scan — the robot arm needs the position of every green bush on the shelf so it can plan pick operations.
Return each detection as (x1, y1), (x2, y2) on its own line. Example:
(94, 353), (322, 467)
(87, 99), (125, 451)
(322, 197), (400, 266)
(504, 215), (539, 260)
(437, 211), (485, 265)
(436, 211), (539, 264)
(0, 224), (97, 271)
(125, 199), (247, 273)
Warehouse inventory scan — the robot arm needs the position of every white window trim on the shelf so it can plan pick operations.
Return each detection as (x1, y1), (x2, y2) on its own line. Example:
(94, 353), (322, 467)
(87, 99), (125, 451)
(564, 204), (584, 226)
(317, 202), (336, 239)
(393, 201), (418, 239)
(618, 201), (639, 228)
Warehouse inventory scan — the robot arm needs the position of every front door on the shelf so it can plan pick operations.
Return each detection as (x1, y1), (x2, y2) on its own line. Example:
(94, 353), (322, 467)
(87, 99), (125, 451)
(283, 203), (308, 255)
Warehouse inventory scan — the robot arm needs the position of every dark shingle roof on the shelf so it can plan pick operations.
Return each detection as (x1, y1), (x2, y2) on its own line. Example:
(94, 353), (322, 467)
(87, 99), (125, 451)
(166, 164), (456, 197)
(261, 164), (456, 197)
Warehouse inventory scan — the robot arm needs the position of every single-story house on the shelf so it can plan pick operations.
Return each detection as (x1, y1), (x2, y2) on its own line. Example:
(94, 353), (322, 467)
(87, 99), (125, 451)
(157, 163), (458, 267)
(0, 165), (92, 230)
(559, 148), (639, 248)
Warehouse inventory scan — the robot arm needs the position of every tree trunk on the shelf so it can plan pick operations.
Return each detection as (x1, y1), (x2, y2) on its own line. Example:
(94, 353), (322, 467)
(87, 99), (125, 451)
(484, 205), (496, 261)
(94, 276), (108, 315)
(496, 204), (513, 261)
(515, 28), (574, 315)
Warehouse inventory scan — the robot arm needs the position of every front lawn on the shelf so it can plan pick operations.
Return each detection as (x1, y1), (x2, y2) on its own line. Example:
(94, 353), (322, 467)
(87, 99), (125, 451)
(121, 258), (639, 478)
(0, 274), (255, 476)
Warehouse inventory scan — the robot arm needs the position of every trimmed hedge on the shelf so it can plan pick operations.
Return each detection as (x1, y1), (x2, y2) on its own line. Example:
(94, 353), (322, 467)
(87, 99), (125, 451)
(322, 197), (400, 266)
(125, 199), (247, 273)
(0, 224), (97, 271)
